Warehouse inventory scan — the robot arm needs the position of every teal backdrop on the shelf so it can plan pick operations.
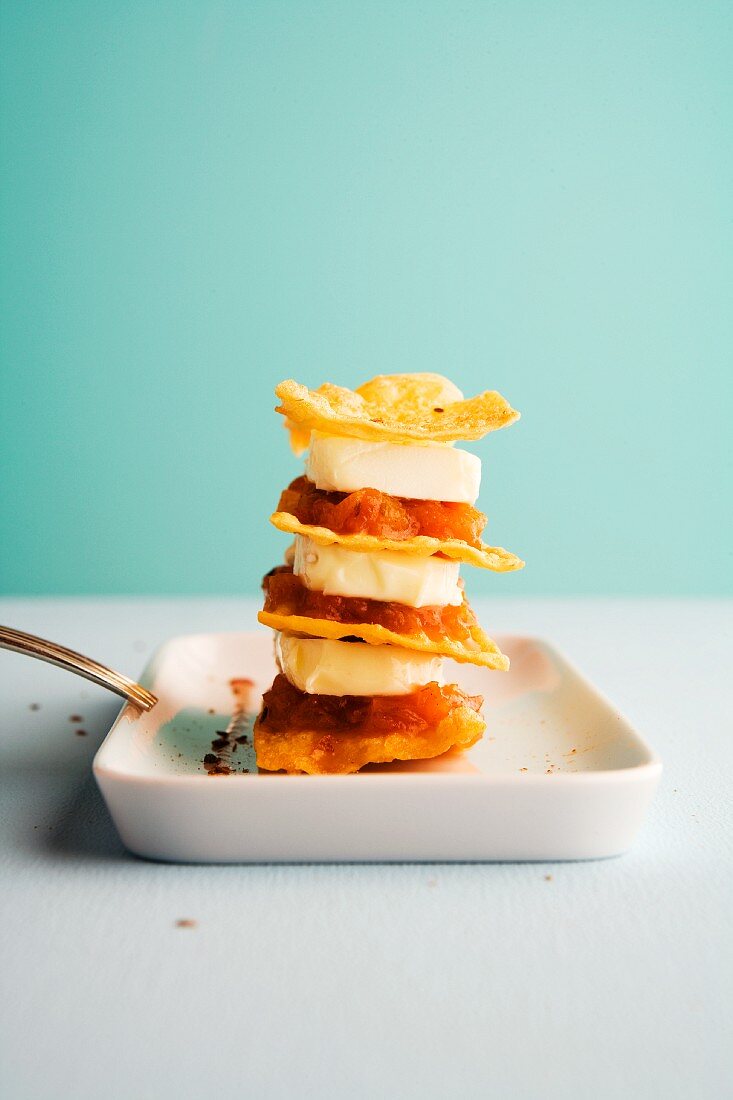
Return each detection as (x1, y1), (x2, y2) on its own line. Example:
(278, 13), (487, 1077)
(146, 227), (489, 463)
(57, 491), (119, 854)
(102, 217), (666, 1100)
(1, 1), (731, 596)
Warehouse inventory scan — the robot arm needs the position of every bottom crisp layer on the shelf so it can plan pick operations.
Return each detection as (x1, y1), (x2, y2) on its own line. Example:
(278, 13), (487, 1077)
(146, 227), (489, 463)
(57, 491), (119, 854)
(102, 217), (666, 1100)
(254, 674), (485, 775)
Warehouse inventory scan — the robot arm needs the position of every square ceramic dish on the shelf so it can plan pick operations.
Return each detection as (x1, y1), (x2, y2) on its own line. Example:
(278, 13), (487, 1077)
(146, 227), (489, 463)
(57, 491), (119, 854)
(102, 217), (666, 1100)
(93, 632), (660, 862)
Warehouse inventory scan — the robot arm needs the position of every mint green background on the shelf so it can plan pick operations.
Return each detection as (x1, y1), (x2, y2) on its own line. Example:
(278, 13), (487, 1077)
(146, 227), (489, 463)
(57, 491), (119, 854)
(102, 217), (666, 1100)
(1, 1), (731, 596)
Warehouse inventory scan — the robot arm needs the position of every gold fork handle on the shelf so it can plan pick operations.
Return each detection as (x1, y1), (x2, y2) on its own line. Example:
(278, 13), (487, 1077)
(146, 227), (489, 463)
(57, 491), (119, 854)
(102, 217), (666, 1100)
(0, 625), (158, 711)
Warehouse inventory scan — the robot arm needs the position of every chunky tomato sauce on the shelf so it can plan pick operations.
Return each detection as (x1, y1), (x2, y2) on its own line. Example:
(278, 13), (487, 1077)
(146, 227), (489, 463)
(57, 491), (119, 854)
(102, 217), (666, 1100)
(262, 568), (479, 644)
(258, 673), (482, 735)
(277, 476), (486, 546)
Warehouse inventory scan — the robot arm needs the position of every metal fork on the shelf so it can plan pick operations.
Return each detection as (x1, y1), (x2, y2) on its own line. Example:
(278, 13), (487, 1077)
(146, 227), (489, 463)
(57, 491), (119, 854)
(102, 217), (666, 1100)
(0, 625), (158, 711)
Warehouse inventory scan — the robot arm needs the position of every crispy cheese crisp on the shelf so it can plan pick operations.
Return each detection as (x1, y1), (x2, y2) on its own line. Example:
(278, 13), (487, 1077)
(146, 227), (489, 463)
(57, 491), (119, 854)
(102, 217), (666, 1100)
(256, 607), (509, 670)
(270, 510), (524, 572)
(254, 704), (485, 775)
(276, 373), (519, 453)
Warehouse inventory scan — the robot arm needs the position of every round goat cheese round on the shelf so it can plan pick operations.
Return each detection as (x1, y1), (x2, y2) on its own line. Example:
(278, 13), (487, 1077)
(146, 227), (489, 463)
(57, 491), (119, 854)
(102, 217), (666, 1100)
(305, 431), (481, 504)
(294, 535), (462, 608)
(275, 633), (444, 697)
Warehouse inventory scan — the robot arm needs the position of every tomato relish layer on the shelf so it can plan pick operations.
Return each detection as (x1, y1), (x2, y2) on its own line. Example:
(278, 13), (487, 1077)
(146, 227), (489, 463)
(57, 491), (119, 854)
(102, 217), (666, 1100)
(271, 478), (524, 573)
(258, 566), (509, 670)
(254, 674), (485, 774)
(278, 476), (487, 546)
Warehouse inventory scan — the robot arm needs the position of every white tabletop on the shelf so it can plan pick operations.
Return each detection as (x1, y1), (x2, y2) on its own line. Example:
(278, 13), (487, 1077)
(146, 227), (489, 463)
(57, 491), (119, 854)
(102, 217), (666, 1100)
(1, 598), (730, 1100)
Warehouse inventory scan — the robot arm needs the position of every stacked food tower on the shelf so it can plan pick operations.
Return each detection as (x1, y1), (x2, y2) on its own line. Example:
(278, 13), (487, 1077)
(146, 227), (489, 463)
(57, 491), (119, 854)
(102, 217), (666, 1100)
(254, 373), (523, 774)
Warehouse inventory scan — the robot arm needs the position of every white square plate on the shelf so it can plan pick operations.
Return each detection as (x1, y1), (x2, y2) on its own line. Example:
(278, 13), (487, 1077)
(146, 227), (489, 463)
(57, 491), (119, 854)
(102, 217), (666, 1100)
(93, 632), (661, 862)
